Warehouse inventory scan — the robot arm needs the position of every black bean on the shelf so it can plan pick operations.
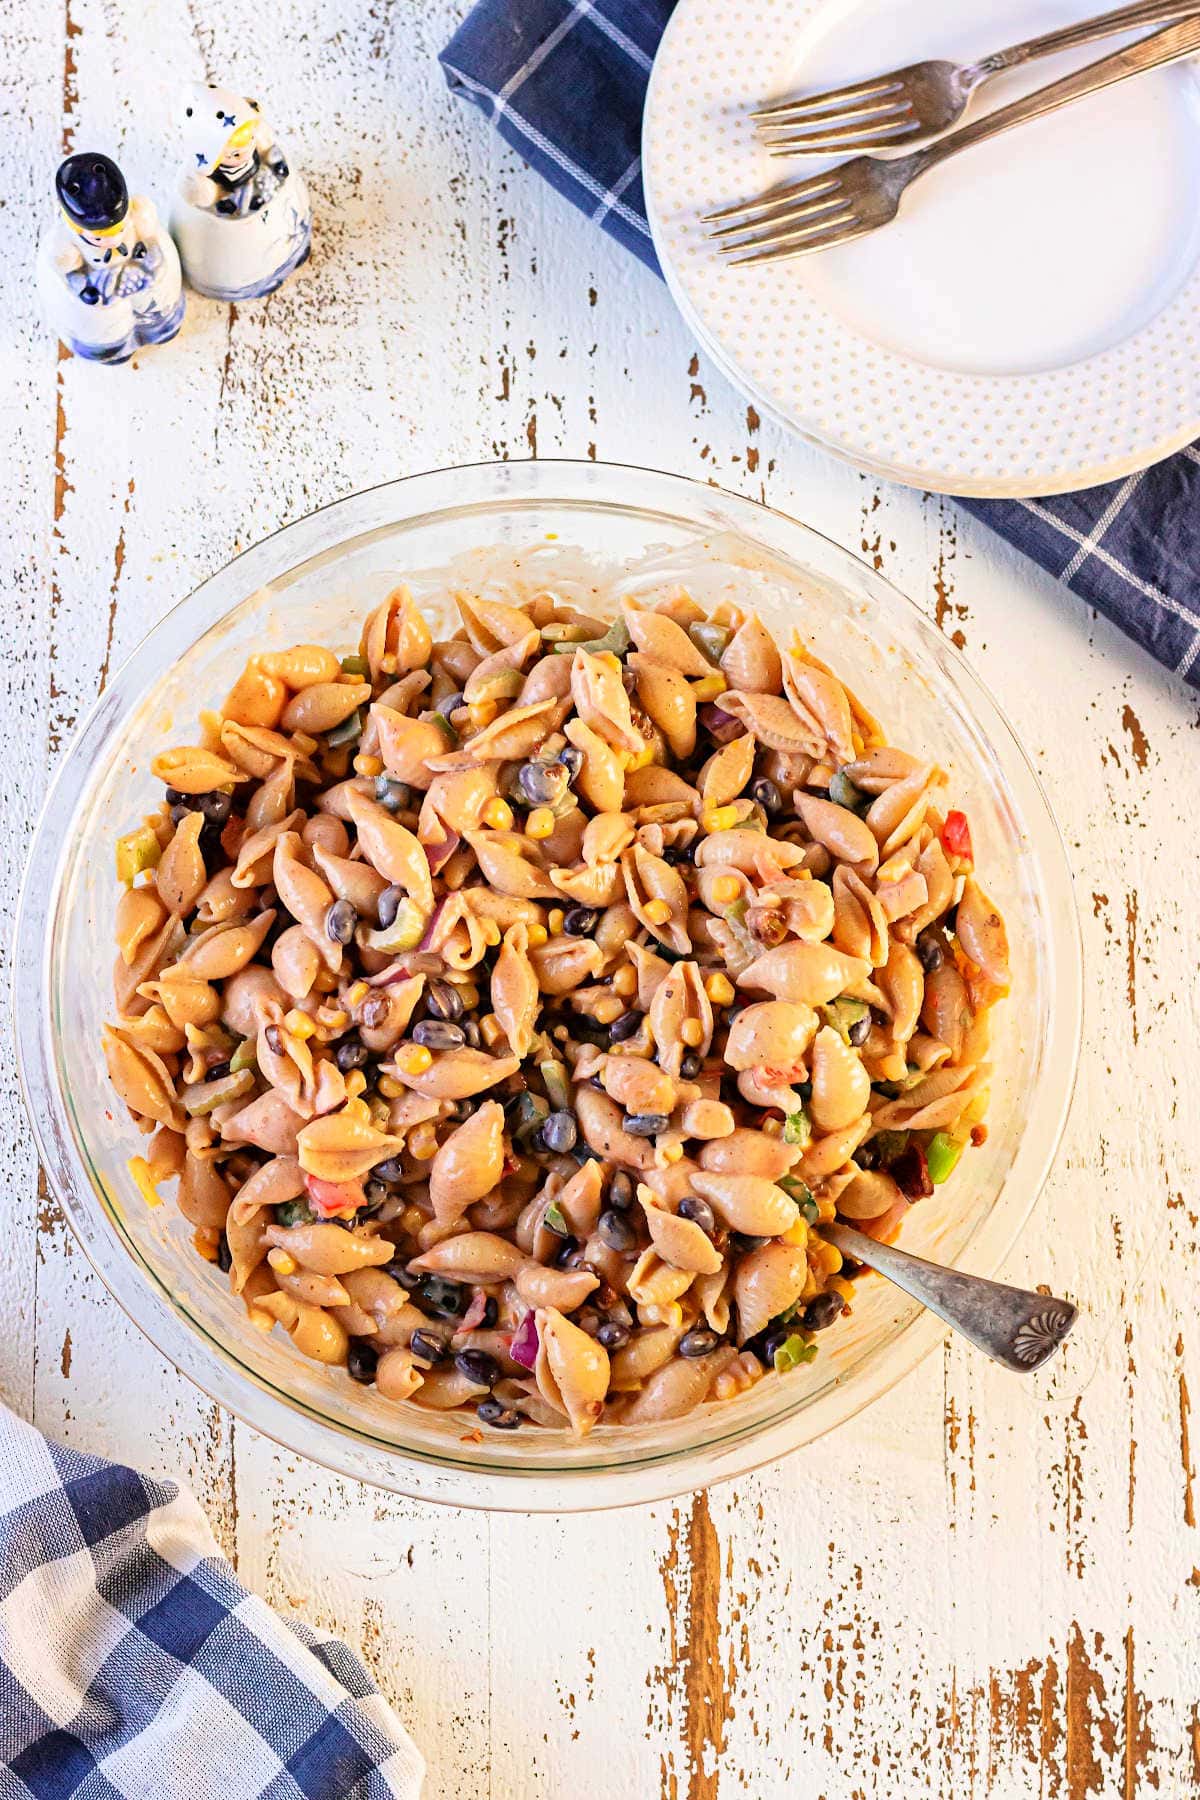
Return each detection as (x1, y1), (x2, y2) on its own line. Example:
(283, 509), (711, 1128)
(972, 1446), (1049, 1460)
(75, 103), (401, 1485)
(335, 1035), (369, 1072)
(558, 745), (583, 779)
(410, 1329), (447, 1364)
(361, 993), (390, 1030)
(425, 979), (464, 1023)
(803, 1291), (846, 1332)
(456, 1347), (500, 1388)
(436, 690), (465, 717)
(384, 1260), (422, 1290)
(598, 1209), (637, 1251)
(205, 1059), (231, 1082)
(624, 1111), (670, 1138)
(197, 789), (232, 827)
(265, 1025), (284, 1057)
(449, 1098), (477, 1123)
(608, 1010), (643, 1044)
(325, 898), (358, 944)
(377, 884), (403, 930)
(562, 905), (598, 937)
(518, 759), (570, 807)
(461, 1020), (482, 1048)
(916, 931), (946, 972)
(679, 1327), (721, 1358)
(216, 1233), (232, 1274)
(847, 1012), (872, 1047)
(542, 1110), (578, 1154)
(412, 1019), (466, 1050)
(854, 1143), (880, 1172)
(362, 1179), (389, 1212)
(750, 777), (782, 814)
(477, 1398), (520, 1429)
(760, 1326), (792, 1365)
(596, 1319), (631, 1351)
(374, 775), (410, 813)
(420, 1275), (468, 1316)
(374, 1155), (406, 1183)
(554, 1236), (580, 1268)
(164, 786), (187, 806)
(479, 1295), (498, 1329)
(661, 843), (694, 866)
(679, 1051), (703, 1081)
(607, 1169), (634, 1211)
(732, 1233), (768, 1255)
(347, 1342), (378, 1384)
(678, 1196), (716, 1236)
(169, 803), (191, 828)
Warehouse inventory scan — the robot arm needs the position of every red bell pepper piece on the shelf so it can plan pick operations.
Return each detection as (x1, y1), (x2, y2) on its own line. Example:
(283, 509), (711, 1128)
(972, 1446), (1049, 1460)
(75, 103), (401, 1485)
(941, 810), (973, 861)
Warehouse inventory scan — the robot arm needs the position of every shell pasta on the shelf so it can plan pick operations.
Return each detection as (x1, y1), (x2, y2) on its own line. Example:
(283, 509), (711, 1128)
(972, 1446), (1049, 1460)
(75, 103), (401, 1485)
(106, 543), (1008, 1438)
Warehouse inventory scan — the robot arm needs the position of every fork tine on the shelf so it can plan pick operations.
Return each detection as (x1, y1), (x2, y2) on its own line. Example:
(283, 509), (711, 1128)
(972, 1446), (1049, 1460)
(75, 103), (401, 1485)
(701, 172), (839, 227)
(750, 76), (904, 125)
(727, 213), (873, 265)
(765, 115), (921, 155)
(707, 187), (846, 243)
(758, 95), (912, 135)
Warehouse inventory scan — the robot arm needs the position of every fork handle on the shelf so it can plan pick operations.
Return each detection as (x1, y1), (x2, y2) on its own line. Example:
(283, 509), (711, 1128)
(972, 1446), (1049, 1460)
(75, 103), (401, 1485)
(918, 14), (1200, 170)
(977, 0), (1200, 76)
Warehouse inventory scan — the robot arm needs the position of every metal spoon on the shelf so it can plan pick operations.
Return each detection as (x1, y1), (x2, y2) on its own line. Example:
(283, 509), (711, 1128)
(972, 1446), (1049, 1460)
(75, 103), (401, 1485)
(825, 1222), (1078, 1373)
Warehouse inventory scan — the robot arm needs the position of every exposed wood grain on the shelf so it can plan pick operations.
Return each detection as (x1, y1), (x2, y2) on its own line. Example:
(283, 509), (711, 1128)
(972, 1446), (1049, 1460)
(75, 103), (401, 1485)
(4, 3), (1200, 1797)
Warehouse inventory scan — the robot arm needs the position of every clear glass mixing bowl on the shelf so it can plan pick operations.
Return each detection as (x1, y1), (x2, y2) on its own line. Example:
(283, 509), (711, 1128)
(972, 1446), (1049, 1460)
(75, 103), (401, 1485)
(13, 460), (1081, 1511)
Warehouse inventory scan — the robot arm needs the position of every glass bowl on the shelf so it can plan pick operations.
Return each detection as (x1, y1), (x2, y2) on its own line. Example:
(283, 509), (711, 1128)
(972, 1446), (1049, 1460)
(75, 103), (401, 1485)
(13, 460), (1081, 1511)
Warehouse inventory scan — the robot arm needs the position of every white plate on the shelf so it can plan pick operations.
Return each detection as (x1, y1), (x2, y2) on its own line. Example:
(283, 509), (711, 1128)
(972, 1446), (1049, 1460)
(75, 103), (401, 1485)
(643, 0), (1200, 494)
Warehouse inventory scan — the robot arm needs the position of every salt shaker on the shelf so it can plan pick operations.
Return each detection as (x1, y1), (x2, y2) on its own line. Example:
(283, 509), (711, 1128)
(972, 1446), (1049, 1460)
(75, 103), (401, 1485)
(170, 84), (311, 301)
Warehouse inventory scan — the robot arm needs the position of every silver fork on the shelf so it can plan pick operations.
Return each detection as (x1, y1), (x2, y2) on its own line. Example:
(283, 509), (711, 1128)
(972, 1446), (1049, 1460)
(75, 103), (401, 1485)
(754, 0), (1200, 153)
(705, 15), (1200, 266)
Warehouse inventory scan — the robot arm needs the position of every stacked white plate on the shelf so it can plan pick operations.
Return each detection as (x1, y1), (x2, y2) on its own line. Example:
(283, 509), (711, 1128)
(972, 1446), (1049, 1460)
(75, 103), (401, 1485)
(643, 0), (1200, 494)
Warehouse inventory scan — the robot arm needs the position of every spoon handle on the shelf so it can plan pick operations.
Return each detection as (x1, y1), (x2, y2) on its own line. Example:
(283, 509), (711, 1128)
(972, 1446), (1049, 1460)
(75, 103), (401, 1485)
(824, 1223), (1078, 1374)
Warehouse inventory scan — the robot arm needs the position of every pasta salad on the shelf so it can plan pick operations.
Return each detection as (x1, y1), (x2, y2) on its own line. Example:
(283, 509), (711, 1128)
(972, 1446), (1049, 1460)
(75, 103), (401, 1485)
(105, 543), (1009, 1437)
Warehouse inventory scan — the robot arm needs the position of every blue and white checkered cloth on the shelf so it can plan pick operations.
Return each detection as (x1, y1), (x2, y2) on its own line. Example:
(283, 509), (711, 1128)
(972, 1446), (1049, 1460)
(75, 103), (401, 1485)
(441, 0), (1200, 689)
(0, 1404), (423, 1800)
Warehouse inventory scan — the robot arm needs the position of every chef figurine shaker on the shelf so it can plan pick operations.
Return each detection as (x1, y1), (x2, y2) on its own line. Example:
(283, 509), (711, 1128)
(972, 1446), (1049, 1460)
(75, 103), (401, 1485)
(36, 153), (185, 363)
(171, 85), (311, 301)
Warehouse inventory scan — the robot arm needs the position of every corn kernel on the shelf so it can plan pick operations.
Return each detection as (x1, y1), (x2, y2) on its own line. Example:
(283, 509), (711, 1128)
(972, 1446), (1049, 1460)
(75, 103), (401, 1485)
(396, 1043), (433, 1076)
(811, 1239), (843, 1276)
(704, 972), (735, 1006)
(368, 1097), (391, 1129)
(400, 1204), (426, 1236)
(527, 922), (549, 947)
(762, 1115), (782, 1138)
(344, 1069), (368, 1098)
(643, 898), (672, 925)
(711, 873), (741, 906)
(342, 1096), (372, 1125)
(599, 651), (622, 671)
(701, 804), (739, 834)
(479, 1013), (506, 1048)
(830, 1277), (856, 1305)
(268, 1248), (298, 1277)
(193, 1230), (220, 1264)
(782, 1219), (810, 1249)
(691, 672), (728, 702)
(248, 1306), (274, 1333)
(483, 797), (514, 831)
(469, 699), (498, 728)
(127, 1156), (162, 1210)
(377, 1074), (404, 1100)
(347, 980), (369, 1007)
(624, 744), (654, 772)
(680, 1018), (704, 1048)
(479, 918), (502, 947)
(593, 996), (623, 1026)
(409, 1121), (439, 1161)
(526, 806), (556, 839)
(548, 908), (565, 936)
(354, 753), (384, 778)
(612, 964), (637, 997)
(661, 1141), (684, 1163)
(284, 1008), (314, 1040)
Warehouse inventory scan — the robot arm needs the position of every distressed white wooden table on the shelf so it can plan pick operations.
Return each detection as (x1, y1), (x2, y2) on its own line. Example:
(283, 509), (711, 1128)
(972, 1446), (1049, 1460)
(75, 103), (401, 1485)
(3, 4), (1199, 1795)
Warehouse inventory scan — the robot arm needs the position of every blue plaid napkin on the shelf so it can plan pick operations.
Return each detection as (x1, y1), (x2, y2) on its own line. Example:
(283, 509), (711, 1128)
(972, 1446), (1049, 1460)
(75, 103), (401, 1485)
(0, 1404), (423, 1800)
(441, 0), (1200, 689)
